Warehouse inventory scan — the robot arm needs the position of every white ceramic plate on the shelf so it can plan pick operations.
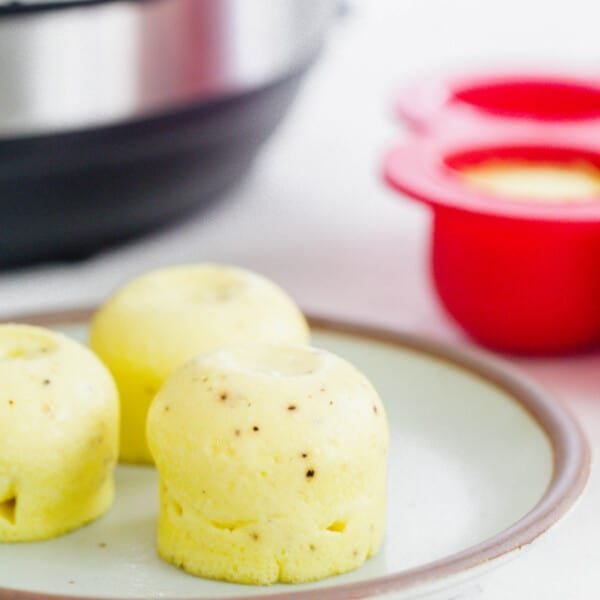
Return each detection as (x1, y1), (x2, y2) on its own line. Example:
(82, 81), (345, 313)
(0, 309), (590, 600)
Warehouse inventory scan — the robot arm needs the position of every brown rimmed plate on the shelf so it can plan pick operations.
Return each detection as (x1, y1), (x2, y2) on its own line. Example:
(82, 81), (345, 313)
(0, 308), (590, 600)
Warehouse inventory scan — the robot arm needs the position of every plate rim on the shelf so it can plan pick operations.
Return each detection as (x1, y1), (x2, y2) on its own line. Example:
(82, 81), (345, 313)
(0, 306), (591, 600)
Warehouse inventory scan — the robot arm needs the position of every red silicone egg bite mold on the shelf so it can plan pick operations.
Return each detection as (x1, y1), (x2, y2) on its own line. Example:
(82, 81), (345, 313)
(395, 72), (600, 135)
(384, 114), (600, 354)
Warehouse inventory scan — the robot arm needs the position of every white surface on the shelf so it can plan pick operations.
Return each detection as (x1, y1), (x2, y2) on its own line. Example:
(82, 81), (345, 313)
(0, 323), (554, 599)
(1, 1), (600, 597)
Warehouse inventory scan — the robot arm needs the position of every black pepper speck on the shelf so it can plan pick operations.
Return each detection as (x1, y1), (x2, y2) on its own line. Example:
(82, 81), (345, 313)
(252, 426), (260, 432)
(287, 404), (297, 411)
(306, 469), (315, 479)
(43, 379), (51, 386)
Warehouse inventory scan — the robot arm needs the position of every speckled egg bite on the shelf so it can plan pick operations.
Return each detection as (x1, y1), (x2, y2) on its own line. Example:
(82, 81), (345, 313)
(90, 264), (310, 464)
(0, 324), (119, 542)
(147, 344), (389, 585)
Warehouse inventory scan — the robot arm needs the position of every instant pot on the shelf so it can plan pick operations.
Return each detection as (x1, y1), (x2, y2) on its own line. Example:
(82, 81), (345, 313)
(0, 0), (334, 267)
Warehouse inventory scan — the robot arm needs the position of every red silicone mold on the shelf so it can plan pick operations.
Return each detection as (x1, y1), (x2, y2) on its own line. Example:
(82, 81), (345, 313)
(395, 72), (600, 134)
(384, 129), (600, 354)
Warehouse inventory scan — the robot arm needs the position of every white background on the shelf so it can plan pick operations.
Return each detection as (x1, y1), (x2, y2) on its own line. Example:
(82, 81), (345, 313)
(1, 1), (600, 598)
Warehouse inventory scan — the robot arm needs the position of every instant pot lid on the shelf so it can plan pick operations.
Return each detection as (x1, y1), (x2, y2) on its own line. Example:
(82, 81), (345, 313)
(0, 0), (334, 138)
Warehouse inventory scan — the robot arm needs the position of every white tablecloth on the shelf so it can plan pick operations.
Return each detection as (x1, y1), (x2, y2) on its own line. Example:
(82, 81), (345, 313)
(1, 1), (599, 597)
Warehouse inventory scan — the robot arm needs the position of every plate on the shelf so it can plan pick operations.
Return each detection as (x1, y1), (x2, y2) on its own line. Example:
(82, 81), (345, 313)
(0, 308), (590, 600)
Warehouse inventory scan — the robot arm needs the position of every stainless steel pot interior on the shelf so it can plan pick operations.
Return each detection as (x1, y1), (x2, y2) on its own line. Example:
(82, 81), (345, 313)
(0, 0), (335, 138)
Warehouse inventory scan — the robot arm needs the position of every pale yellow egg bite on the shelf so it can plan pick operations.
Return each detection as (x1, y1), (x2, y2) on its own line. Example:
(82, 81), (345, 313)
(459, 159), (600, 202)
(0, 324), (119, 542)
(147, 344), (389, 585)
(90, 264), (310, 464)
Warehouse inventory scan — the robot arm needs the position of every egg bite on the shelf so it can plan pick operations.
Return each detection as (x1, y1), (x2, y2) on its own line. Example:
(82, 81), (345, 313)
(90, 264), (310, 464)
(147, 343), (389, 584)
(0, 324), (119, 542)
